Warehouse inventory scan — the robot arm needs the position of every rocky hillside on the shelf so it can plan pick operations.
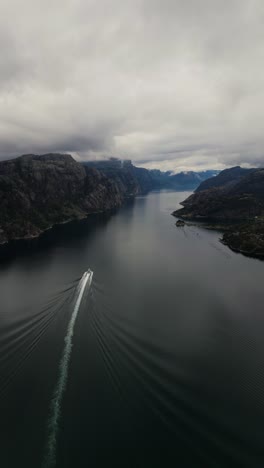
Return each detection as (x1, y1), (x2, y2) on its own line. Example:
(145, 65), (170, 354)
(0, 154), (122, 244)
(173, 166), (264, 258)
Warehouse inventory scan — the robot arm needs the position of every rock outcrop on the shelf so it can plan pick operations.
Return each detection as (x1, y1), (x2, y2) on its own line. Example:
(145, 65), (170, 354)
(0, 153), (122, 244)
(176, 219), (185, 227)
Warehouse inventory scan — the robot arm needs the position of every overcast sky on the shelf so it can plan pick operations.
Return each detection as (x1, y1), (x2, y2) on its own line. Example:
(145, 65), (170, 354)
(0, 0), (264, 171)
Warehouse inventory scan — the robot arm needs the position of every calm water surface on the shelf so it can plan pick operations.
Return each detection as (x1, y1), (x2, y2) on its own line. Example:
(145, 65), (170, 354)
(0, 191), (264, 468)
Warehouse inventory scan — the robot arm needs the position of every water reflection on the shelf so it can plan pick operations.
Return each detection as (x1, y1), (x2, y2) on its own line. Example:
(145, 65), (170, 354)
(0, 191), (264, 467)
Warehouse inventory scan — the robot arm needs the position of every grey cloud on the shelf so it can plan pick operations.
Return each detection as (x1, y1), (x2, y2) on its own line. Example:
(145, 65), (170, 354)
(0, 0), (264, 171)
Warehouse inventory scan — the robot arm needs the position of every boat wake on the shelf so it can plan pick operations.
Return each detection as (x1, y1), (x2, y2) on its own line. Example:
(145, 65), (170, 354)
(42, 269), (93, 468)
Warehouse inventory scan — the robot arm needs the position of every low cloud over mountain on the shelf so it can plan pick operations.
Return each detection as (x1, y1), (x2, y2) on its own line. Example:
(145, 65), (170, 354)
(0, 0), (264, 170)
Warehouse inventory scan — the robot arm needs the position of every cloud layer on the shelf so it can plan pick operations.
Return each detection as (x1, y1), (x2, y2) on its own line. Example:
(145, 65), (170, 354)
(0, 0), (264, 170)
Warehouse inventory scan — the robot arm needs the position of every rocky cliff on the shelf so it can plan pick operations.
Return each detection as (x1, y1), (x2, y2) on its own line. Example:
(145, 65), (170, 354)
(173, 166), (264, 258)
(0, 153), (122, 244)
(83, 159), (153, 196)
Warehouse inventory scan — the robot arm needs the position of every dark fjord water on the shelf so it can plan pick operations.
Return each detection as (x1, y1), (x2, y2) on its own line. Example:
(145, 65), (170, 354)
(0, 191), (264, 468)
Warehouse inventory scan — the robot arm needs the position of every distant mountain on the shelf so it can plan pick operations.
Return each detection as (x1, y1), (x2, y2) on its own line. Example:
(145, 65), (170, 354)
(173, 166), (264, 258)
(83, 159), (219, 192)
(166, 170), (219, 190)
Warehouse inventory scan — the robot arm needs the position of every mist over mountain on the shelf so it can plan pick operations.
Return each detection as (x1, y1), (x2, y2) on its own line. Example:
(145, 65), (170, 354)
(83, 158), (219, 192)
(1, 1), (264, 172)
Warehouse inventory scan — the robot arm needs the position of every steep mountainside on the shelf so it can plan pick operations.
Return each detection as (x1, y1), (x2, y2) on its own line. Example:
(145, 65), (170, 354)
(0, 154), (122, 244)
(83, 159), (152, 196)
(173, 166), (264, 258)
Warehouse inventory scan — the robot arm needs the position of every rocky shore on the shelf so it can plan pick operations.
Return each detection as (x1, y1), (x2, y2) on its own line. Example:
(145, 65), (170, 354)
(221, 222), (264, 259)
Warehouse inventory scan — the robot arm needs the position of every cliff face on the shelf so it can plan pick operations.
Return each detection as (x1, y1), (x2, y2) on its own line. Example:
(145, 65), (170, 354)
(83, 159), (154, 196)
(0, 154), (122, 244)
(173, 166), (264, 258)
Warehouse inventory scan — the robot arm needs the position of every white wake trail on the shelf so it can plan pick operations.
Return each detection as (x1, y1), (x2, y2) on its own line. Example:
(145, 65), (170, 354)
(43, 269), (93, 468)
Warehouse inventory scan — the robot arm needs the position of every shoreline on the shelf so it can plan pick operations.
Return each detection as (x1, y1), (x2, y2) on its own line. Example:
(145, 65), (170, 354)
(0, 207), (119, 255)
(172, 212), (264, 261)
